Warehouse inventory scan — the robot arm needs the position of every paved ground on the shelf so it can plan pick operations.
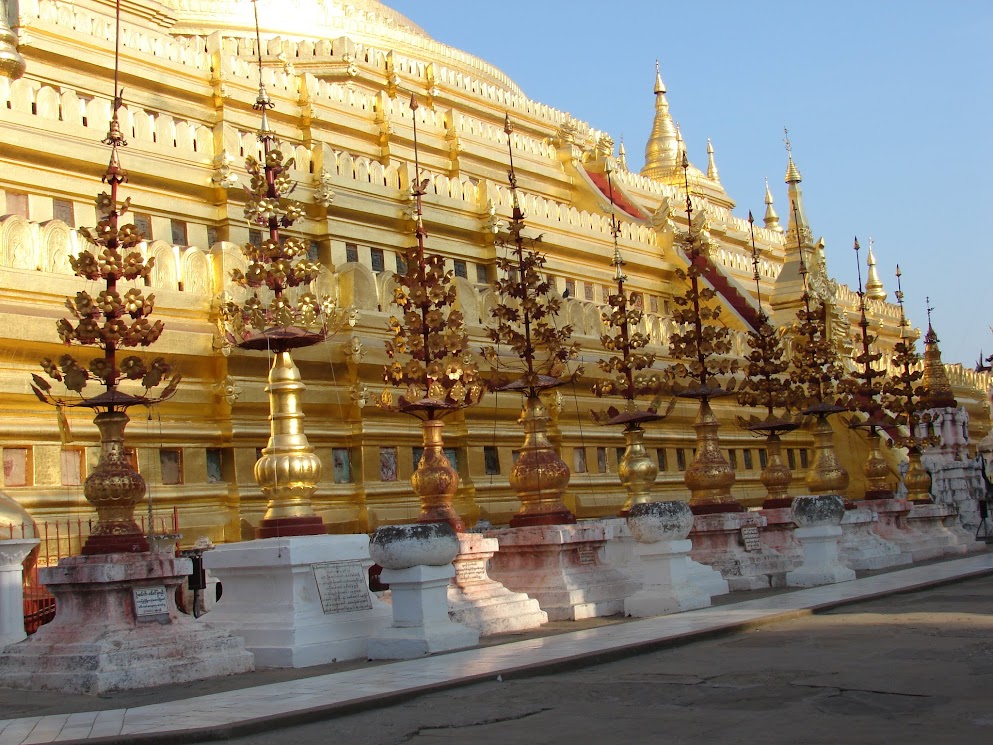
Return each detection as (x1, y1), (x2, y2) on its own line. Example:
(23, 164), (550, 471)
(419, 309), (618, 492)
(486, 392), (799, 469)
(208, 575), (993, 745)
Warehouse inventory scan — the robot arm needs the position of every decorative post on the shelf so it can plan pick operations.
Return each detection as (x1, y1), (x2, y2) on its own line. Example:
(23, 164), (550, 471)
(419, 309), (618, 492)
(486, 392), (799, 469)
(29, 25), (180, 553)
(591, 159), (672, 514)
(218, 3), (352, 538)
(1, 1), (253, 693)
(483, 115), (581, 527)
(378, 94), (485, 531)
(666, 153), (739, 512)
(883, 268), (939, 501)
(787, 201), (850, 497)
(841, 238), (894, 499)
(737, 213), (804, 507)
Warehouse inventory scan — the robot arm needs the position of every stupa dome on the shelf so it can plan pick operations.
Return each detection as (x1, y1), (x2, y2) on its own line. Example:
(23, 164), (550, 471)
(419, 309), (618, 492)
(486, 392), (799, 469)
(163, 0), (430, 40)
(163, 0), (522, 96)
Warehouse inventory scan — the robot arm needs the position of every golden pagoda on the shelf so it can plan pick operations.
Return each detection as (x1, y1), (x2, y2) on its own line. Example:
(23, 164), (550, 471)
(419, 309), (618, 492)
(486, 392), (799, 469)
(0, 0), (989, 547)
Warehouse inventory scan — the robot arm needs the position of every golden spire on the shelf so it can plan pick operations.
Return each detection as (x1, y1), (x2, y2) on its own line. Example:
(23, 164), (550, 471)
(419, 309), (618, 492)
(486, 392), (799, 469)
(706, 138), (720, 183)
(641, 60), (680, 179)
(921, 301), (957, 409)
(864, 237), (886, 301)
(763, 177), (782, 232)
(783, 128), (810, 246)
(618, 138), (627, 171)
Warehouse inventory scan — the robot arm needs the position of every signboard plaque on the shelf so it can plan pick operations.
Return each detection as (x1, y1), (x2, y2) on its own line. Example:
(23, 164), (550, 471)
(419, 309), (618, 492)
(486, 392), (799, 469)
(313, 561), (373, 615)
(133, 585), (169, 620)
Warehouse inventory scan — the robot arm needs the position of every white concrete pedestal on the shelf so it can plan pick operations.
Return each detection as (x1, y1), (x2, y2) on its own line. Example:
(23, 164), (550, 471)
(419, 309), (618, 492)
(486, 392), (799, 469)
(907, 502), (981, 557)
(204, 534), (391, 668)
(486, 523), (635, 621)
(0, 553), (253, 694)
(690, 512), (790, 591)
(604, 515), (728, 600)
(786, 526), (856, 587)
(368, 564), (478, 659)
(447, 533), (547, 635)
(839, 507), (910, 570)
(625, 539), (712, 617)
(0, 539), (39, 648)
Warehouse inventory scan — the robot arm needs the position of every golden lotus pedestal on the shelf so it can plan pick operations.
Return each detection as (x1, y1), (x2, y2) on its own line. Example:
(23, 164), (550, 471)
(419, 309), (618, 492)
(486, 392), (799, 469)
(618, 424), (658, 515)
(685, 399), (739, 514)
(759, 434), (793, 508)
(806, 414), (849, 498)
(82, 411), (149, 555)
(859, 430), (894, 501)
(255, 351), (325, 539)
(508, 395), (575, 528)
(412, 419), (463, 532)
(903, 447), (932, 503)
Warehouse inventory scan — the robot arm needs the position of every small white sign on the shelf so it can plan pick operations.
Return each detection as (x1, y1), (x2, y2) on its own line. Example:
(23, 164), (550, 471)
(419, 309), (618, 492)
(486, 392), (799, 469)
(133, 585), (169, 618)
(313, 561), (373, 615)
(740, 526), (762, 553)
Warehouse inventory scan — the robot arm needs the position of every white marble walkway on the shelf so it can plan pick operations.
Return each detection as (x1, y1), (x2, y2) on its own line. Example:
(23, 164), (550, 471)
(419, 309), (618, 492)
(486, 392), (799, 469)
(1, 553), (991, 745)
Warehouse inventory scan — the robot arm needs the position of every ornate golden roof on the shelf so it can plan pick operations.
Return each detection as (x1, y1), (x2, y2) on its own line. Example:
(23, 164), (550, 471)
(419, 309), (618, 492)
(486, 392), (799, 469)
(922, 323), (958, 409)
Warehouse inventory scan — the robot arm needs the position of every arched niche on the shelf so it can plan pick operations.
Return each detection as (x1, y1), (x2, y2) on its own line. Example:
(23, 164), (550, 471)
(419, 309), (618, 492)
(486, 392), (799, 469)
(337, 262), (378, 310)
(147, 240), (178, 290)
(180, 247), (211, 295)
(39, 219), (75, 275)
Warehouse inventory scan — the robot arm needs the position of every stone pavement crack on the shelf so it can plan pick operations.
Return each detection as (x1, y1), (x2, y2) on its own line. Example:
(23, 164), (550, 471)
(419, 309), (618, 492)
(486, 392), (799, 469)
(395, 707), (553, 743)
(792, 682), (932, 698)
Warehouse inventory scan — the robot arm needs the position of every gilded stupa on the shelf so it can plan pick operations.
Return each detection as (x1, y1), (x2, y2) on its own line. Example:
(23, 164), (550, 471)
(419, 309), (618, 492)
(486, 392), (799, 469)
(0, 0), (989, 546)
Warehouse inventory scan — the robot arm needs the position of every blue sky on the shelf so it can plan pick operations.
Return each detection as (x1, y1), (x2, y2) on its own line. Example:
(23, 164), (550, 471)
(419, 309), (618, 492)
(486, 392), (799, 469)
(387, 0), (993, 367)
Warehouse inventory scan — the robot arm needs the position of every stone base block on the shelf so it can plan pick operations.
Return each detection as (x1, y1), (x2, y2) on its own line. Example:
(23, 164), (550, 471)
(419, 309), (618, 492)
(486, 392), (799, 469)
(368, 564), (478, 660)
(0, 553), (253, 694)
(366, 623), (479, 660)
(907, 503), (982, 559)
(690, 512), (791, 591)
(786, 525), (856, 588)
(757, 507), (803, 570)
(487, 523), (635, 621)
(839, 508), (910, 570)
(447, 534), (547, 635)
(862, 498), (969, 563)
(625, 539), (712, 618)
(204, 534), (391, 668)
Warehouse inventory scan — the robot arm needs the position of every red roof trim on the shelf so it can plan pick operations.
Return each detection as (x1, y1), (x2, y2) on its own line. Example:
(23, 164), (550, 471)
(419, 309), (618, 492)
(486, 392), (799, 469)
(585, 169), (647, 220)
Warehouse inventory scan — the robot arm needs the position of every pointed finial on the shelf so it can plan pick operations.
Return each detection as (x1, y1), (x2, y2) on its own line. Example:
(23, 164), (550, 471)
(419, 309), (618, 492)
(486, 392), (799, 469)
(618, 138), (627, 170)
(654, 59), (665, 94)
(642, 60), (679, 178)
(894, 264), (909, 331)
(864, 237), (886, 300)
(762, 177), (781, 232)
(921, 299), (957, 408)
(748, 210), (763, 310)
(783, 127), (802, 183)
(853, 237), (864, 297)
(706, 138), (720, 183)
